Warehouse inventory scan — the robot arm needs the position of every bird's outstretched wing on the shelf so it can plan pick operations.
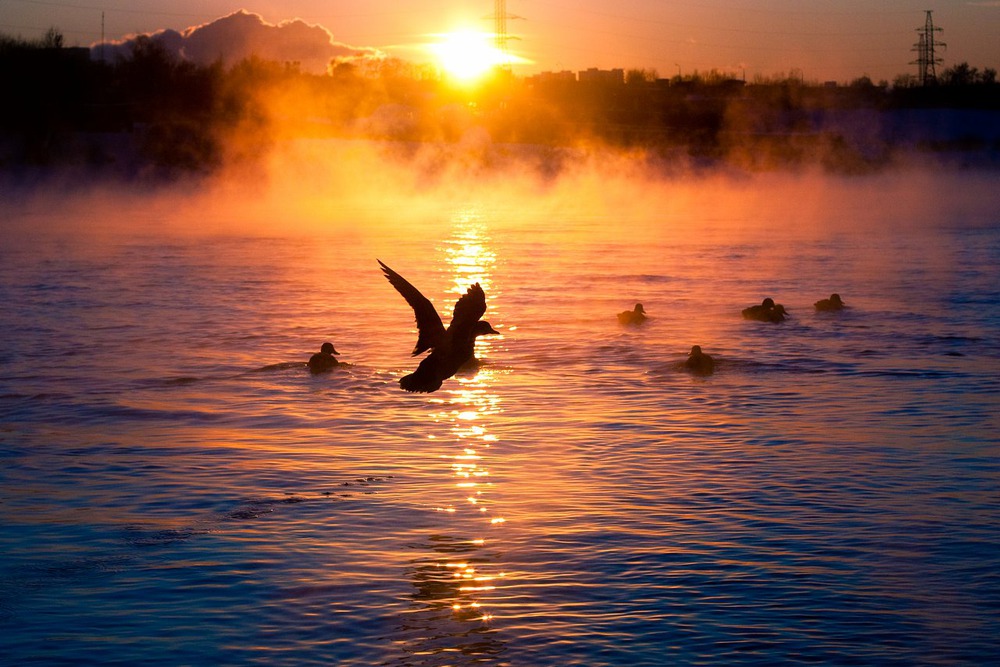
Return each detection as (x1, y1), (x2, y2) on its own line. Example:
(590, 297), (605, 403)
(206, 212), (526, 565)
(379, 260), (446, 356)
(450, 283), (487, 332)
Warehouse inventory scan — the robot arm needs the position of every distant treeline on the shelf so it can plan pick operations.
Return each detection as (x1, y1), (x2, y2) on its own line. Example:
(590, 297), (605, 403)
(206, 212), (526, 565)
(2, 29), (999, 178)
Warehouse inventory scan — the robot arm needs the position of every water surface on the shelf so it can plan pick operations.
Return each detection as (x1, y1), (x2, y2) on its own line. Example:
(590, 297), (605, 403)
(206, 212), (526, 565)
(2, 171), (999, 665)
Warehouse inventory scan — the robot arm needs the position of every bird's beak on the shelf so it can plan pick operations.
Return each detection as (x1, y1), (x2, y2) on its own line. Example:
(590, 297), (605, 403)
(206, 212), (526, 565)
(487, 326), (500, 335)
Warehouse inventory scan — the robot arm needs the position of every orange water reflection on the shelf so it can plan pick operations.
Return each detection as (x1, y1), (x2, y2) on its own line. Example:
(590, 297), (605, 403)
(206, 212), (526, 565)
(432, 368), (506, 620)
(405, 211), (507, 646)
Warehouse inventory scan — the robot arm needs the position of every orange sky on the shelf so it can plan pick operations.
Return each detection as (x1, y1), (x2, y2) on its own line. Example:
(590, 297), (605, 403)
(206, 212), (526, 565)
(4, 0), (999, 83)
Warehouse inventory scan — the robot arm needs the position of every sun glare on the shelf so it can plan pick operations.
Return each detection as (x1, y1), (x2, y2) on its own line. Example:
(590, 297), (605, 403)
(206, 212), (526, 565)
(430, 30), (507, 82)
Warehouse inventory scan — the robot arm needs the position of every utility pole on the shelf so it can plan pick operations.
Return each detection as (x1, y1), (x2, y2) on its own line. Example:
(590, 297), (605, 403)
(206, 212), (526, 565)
(494, 0), (507, 62)
(494, 0), (512, 71)
(912, 10), (944, 85)
(492, 0), (523, 71)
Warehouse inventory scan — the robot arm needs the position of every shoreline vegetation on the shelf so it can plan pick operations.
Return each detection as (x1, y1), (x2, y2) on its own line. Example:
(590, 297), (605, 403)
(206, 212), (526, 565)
(3, 30), (999, 184)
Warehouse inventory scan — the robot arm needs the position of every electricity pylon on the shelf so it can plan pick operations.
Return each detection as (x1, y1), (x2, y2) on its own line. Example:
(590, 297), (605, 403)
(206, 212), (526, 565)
(912, 10), (945, 85)
(492, 0), (523, 70)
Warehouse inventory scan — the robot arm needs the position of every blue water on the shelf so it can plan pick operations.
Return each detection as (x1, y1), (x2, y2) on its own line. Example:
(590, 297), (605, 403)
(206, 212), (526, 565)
(1, 168), (999, 665)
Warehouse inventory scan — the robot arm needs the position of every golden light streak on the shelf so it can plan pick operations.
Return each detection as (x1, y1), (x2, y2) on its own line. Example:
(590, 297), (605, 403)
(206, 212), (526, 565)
(417, 216), (509, 628)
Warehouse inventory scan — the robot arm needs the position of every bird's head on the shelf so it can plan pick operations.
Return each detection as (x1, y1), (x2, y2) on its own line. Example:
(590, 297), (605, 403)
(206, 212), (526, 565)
(473, 321), (500, 337)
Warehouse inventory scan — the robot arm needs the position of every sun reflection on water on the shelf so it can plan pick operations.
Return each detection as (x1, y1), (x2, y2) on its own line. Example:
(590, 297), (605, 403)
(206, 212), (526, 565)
(436, 374), (505, 623)
(404, 211), (508, 649)
(443, 210), (497, 296)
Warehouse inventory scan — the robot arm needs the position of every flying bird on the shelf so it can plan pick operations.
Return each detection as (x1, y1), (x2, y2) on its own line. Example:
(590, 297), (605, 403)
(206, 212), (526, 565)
(379, 260), (499, 393)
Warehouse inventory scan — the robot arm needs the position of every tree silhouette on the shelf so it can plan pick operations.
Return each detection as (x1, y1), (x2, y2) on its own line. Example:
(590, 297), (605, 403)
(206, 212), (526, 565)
(1, 27), (998, 177)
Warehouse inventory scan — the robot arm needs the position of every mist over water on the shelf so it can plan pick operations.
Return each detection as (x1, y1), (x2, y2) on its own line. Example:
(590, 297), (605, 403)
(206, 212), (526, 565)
(2, 147), (999, 665)
(7, 135), (999, 241)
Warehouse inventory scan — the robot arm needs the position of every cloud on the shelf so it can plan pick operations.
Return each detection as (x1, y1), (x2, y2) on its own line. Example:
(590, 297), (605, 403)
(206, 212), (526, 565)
(94, 10), (383, 73)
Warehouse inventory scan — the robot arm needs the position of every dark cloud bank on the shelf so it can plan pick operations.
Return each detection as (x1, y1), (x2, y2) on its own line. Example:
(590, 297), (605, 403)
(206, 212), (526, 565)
(95, 10), (381, 73)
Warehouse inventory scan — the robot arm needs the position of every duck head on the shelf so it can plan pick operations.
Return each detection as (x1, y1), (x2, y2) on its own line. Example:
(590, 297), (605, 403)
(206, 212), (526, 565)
(473, 321), (500, 338)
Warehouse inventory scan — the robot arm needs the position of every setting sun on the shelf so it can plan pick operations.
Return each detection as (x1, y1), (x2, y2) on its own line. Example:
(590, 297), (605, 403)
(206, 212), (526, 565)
(429, 30), (508, 82)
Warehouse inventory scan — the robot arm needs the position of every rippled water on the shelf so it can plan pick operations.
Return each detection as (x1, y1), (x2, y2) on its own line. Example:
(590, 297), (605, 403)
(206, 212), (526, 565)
(2, 170), (999, 666)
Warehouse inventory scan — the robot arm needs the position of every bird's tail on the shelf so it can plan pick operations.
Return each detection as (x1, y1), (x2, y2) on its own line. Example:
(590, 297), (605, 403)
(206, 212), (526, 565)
(399, 365), (443, 393)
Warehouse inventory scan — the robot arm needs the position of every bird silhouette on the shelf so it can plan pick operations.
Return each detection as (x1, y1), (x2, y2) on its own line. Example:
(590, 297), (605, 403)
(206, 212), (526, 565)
(742, 297), (788, 323)
(814, 293), (846, 312)
(379, 260), (498, 392)
(684, 345), (715, 375)
(618, 303), (647, 326)
(308, 342), (339, 373)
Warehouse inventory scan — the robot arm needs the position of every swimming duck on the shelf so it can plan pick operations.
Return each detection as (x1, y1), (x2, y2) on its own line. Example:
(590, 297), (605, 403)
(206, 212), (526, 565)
(684, 345), (715, 375)
(308, 342), (339, 373)
(814, 293), (846, 312)
(618, 303), (647, 326)
(742, 297), (787, 323)
(742, 297), (772, 321)
(379, 260), (499, 393)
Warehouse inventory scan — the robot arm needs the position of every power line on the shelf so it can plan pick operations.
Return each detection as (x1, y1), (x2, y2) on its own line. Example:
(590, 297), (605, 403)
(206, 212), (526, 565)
(6, 0), (215, 19)
(523, 0), (919, 34)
